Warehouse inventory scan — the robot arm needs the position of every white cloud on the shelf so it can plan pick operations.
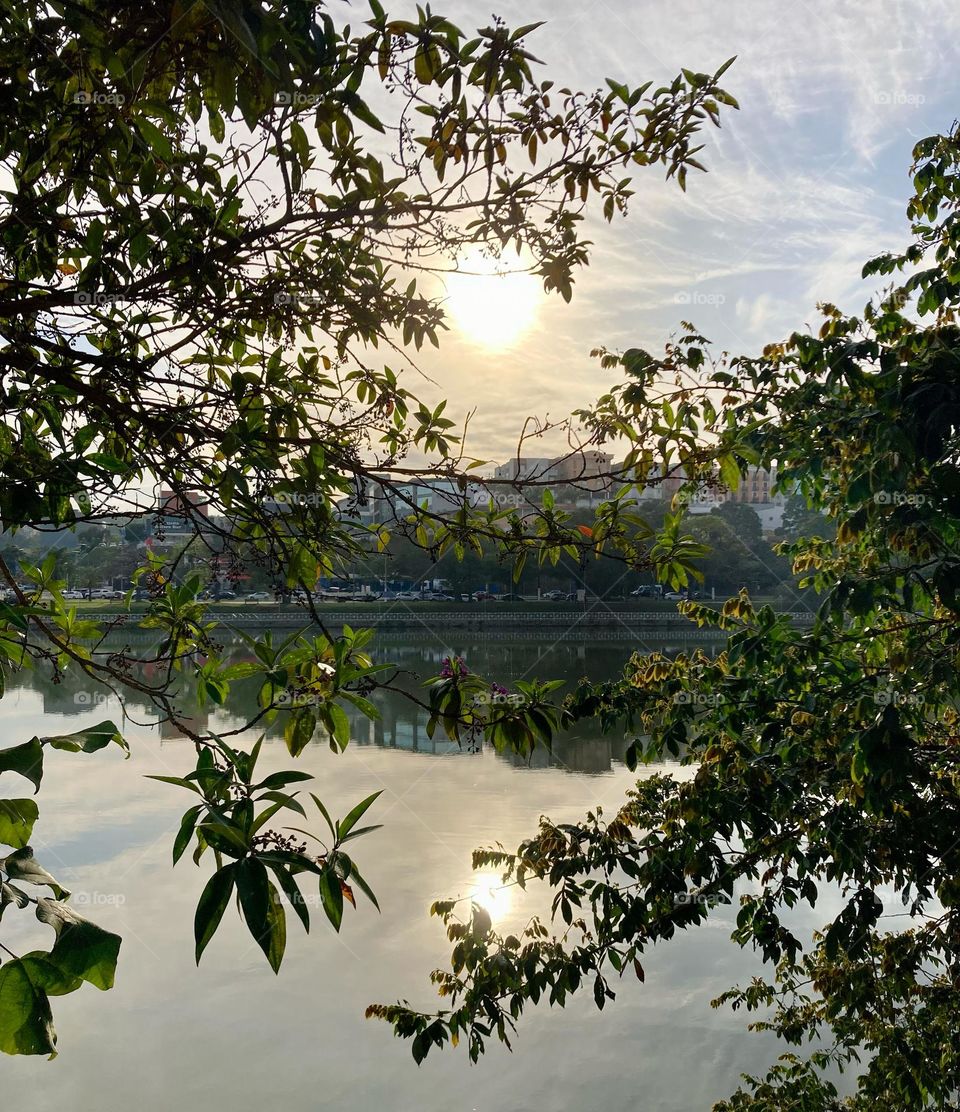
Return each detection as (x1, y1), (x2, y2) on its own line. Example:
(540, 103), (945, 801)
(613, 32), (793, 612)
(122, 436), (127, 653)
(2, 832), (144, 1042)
(392, 0), (960, 459)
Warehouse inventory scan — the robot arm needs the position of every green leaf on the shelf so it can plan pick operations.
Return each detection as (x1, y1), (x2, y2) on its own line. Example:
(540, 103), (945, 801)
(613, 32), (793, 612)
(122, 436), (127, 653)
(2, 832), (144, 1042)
(309, 793), (337, 841)
(19, 951), (83, 996)
(134, 116), (173, 160)
(284, 708), (316, 757)
(719, 453), (741, 492)
(42, 720), (129, 757)
(0, 960), (57, 1057)
(194, 864), (236, 964)
(254, 770), (315, 792)
(254, 790), (306, 820)
(0, 847), (69, 899)
(319, 866), (344, 932)
(266, 861), (310, 933)
(0, 880), (30, 921)
(326, 703), (351, 752)
(414, 45), (435, 85)
(337, 790), (382, 839)
(0, 799), (39, 849)
(338, 823), (383, 844)
(0, 739), (43, 792)
(146, 774), (202, 794)
(172, 805), (202, 865)
(236, 859), (286, 973)
(0, 600), (28, 631)
(35, 898), (122, 991)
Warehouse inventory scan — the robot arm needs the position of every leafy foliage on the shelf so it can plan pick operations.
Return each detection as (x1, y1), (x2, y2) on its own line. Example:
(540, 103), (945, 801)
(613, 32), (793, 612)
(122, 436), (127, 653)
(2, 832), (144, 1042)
(369, 128), (960, 1109)
(0, 0), (736, 1055)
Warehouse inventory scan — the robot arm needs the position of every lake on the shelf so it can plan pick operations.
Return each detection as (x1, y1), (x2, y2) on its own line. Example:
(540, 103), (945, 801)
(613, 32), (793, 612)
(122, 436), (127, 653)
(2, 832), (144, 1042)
(2, 632), (838, 1111)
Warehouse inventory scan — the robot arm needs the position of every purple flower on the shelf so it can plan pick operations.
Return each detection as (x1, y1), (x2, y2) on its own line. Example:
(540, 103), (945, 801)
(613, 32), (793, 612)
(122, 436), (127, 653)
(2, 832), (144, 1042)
(440, 655), (468, 679)
(490, 682), (509, 696)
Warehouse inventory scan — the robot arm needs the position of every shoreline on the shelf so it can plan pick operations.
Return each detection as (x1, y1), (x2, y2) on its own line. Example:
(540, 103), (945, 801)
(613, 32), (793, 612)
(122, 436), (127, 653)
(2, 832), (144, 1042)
(77, 605), (815, 631)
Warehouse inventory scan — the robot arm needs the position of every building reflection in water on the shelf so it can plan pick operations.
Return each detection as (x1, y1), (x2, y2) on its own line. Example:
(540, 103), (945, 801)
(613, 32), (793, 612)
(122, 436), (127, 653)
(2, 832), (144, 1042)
(11, 631), (722, 774)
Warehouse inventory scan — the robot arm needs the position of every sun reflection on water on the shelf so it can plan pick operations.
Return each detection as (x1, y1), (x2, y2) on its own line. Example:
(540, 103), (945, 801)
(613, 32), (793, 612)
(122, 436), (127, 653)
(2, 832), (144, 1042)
(467, 872), (513, 920)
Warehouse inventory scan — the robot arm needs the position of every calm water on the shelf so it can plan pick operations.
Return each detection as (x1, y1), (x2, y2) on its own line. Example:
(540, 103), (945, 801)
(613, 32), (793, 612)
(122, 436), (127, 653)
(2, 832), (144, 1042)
(2, 633), (839, 1111)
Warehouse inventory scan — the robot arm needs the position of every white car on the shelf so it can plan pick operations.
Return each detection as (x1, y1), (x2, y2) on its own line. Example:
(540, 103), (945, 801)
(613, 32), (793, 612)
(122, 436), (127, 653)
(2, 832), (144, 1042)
(63, 590), (86, 600)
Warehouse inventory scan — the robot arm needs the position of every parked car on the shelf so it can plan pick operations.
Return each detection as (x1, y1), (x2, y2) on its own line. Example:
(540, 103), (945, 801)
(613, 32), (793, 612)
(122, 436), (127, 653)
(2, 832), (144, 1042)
(395, 591), (422, 601)
(200, 588), (236, 600)
(499, 592), (525, 602)
(542, 589), (565, 601)
(664, 591), (686, 601)
(89, 587), (118, 599)
(62, 589), (86, 600)
(631, 584), (664, 598)
(245, 591), (273, 601)
(473, 591), (497, 601)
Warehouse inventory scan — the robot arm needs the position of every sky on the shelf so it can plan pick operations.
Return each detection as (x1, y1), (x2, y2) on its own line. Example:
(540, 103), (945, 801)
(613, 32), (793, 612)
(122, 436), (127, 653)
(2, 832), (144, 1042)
(394, 0), (960, 462)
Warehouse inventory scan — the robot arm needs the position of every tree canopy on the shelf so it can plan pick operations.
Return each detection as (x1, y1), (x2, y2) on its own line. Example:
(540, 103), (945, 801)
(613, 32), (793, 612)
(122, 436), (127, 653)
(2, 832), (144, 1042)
(0, 0), (737, 1061)
(370, 127), (960, 1110)
(11, 5), (959, 1108)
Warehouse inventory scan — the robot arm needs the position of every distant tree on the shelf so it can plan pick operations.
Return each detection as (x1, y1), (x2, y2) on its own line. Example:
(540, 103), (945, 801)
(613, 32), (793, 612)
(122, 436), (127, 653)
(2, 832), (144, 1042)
(686, 514), (773, 592)
(711, 501), (763, 548)
(778, 493), (835, 541)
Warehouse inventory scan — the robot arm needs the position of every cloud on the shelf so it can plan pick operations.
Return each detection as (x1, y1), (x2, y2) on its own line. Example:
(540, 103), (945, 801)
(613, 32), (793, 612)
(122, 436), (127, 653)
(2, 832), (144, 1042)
(392, 0), (960, 460)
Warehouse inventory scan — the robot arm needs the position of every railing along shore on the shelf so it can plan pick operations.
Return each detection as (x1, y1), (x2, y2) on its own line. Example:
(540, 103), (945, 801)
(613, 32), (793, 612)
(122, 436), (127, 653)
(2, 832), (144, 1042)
(81, 608), (817, 629)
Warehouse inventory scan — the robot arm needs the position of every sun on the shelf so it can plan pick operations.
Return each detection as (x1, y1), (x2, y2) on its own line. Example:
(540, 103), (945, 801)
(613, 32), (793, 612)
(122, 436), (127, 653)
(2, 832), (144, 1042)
(468, 872), (513, 920)
(443, 254), (542, 348)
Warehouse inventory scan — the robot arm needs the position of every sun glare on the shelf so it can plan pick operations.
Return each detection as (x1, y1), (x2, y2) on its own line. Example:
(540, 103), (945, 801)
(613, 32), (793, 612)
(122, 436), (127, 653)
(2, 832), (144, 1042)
(443, 255), (542, 348)
(468, 872), (513, 920)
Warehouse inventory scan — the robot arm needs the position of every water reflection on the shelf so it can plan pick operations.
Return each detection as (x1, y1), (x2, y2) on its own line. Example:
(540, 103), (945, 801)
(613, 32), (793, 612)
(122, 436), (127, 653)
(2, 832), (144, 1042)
(6, 632), (724, 775)
(467, 873), (513, 920)
(2, 629), (813, 1112)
